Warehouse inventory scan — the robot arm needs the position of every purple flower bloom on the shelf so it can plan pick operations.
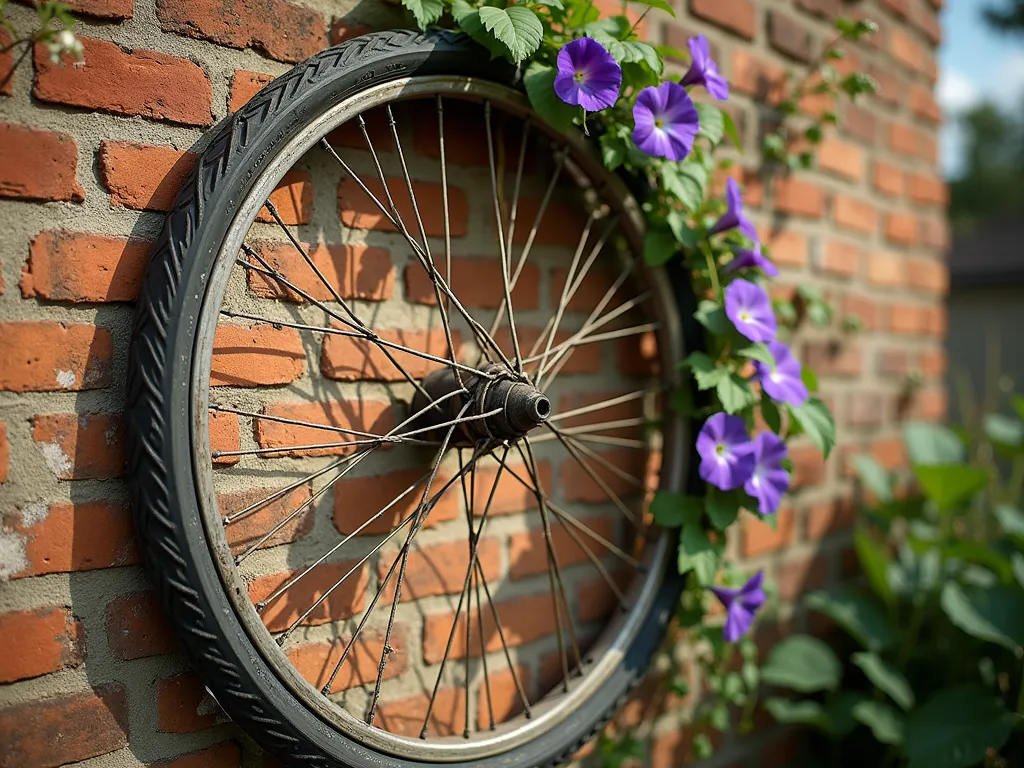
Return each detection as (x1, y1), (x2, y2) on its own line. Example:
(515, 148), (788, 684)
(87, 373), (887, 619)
(724, 279), (777, 343)
(554, 38), (622, 112)
(709, 178), (759, 243)
(680, 35), (729, 101)
(710, 570), (766, 642)
(723, 244), (779, 278)
(744, 432), (790, 515)
(696, 413), (756, 491)
(752, 340), (809, 407)
(631, 81), (700, 161)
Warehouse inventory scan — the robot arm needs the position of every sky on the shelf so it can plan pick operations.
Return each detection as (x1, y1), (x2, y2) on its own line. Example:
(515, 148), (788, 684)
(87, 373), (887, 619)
(936, 0), (1024, 178)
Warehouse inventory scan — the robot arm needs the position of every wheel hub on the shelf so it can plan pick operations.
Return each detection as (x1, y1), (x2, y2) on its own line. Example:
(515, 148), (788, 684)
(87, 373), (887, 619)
(410, 363), (551, 446)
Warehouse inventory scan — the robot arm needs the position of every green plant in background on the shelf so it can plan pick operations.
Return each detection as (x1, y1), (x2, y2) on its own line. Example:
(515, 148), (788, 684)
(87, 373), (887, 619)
(762, 397), (1024, 768)
(0, 0), (82, 90)
(389, 0), (878, 761)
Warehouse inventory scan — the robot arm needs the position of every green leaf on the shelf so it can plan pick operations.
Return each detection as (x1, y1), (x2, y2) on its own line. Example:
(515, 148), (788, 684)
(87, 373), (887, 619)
(1012, 553), (1024, 590)
(805, 588), (895, 651)
(643, 226), (677, 267)
(633, 0), (675, 16)
(789, 398), (835, 458)
(1013, 395), (1024, 422)
(683, 352), (727, 390)
(523, 62), (577, 132)
(717, 373), (756, 414)
(851, 652), (914, 710)
(599, 133), (627, 170)
(721, 110), (741, 149)
(666, 210), (700, 248)
(933, 540), (1013, 584)
(761, 635), (842, 693)
(853, 700), (905, 746)
(402, 0), (445, 29)
(800, 364), (819, 393)
(940, 581), (1024, 652)
(760, 397), (781, 434)
(852, 455), (892, 502)
(662, 161), (708, 211)
(706, 488), (744, 530)
(694, 300), (729, 335)
(670, 384), (697, 416)
(905, 686), (1015, 768)
(985, 413), (1024, 447)
(650, 490), (702, 528)
(737, 342), (775, 369)
(695, 103), (724, 146)
(677, 525), (723, 584)
(902, 421), (965, 465)
(854, 527), (896, 608)
(912, 464), (988, 509)
(994, 504), (1024, 536)
(479, 6), (543, 63)
(765, 698), (832, 732)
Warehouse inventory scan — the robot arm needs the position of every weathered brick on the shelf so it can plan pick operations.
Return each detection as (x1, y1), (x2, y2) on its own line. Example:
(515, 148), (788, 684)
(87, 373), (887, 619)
(0, 123), (84, 202)
(22, 230), (151, 303)
(889, 27), (924, 73)
(873, 161), (904, 198)
(0, 322), (114, 392)
(376, 688), (467, 738)
(806, 495), (855, 539)
(730, 49), (785, 102)
(98, 141), (197, 211)
(338, 177), (468, 237)
(884, 212), (918, 246)
(907, 172), (946, 207)
(775, 551), (830, 600)
(767, 10), (814, 62)
(105, 592), (178, 661)
(847, 391), (887, 427)
(919, 216), (950, 250)
(154, 743), (241, 768)
(0, 423), (7, 483)
(471, 455), (555, 516)
(255, 400), (394, 457)
(31, 412), (125, 479)
(867, 251), (905, 288)
(209, 411), (239, 466)
(818, 239), (862, 279)
(0, 30), (12, 96)
(833, 195), (876, 235)
(423, 593), (556, 663)
(329, 18), (372, 45)
(377, 538), (502, 601)
(405, 257), (539, 310)
(773, 176), (826, 217)
(906, 257), (948, 295)
(888, 120), (929, 159)
(0, 686), (128, 768)
(59, 0), (134, 19)
(818, 138), (864, 181)
(0, 607), (84, 683)
(211, 323), (305, 387)
(228, 69), (274, 112)
(763, 228), (809, 268)
(158, 0), (327, 63)
(843, 293), (880, 331)
(869, 65), (905, 107)
(888, 303), (925, 335)
(843, 103), (878, 143)
(157, 672), (226, 733)
(795, 0), (843, 19)
(509, 516), (613, 579)
(333, 467), (460, 536)
(248, 560), (369, 632)
(288, 627), (408, 694)
(791, 445), (828, 488)
(913, 387), (948, 420)
(878, 347), (911, 377)
(218, 484), (313, 554)
(691, 0), (756, 39)
(803, 340), (864, 377)
(917, 348), (947, 377)
(248, 240), (393, 303)
(34, 37), (212, 126)
(909, 83), (941, 124)
(742, 506), (796, 556)
(322, 327), (459, 381)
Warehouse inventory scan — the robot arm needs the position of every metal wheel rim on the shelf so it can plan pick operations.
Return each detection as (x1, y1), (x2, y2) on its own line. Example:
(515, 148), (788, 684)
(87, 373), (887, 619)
(187, 74), (686, 762)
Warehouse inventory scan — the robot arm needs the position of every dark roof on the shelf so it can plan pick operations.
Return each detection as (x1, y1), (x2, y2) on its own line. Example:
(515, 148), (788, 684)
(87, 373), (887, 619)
(949, 216), (1024, 287)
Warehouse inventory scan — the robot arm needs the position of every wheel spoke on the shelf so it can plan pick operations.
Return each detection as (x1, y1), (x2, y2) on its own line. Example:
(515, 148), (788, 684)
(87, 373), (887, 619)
(474, 557), (532, 718)
(553, 430), (645, 489)
(546, 390), (650, 426)
(519, 323), (659, 369)
(435, 96), (468, 379)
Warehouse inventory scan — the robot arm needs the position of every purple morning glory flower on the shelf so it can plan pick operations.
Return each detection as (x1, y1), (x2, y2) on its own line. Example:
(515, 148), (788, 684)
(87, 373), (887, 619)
(723, 244), (779, 278)
(709, 178), (759, 243)
(696, 413), (756, 491)
(752, 340), (809, 407)
(724, 279), (777, 343)
(680, 35), (730, 101)
(554, 38), (622, 112)
(710, 570), (766, 642)
(744, 432), (790, 515)
(632, 81), (700, 161)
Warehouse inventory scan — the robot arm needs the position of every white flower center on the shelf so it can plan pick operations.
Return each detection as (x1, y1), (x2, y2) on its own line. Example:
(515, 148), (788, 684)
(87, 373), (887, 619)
(739, 311), (751, 322)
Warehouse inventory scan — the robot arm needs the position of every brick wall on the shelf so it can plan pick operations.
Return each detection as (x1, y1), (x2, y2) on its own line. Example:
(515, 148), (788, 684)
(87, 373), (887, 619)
(0, 0), (946, 766)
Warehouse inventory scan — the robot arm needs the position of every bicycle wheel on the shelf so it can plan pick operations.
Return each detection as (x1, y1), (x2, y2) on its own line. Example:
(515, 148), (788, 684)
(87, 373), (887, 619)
(127, 29), (695, 768)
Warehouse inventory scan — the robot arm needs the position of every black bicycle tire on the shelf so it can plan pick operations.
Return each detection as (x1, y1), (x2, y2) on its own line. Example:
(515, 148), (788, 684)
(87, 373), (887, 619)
(126, 28), (696, 768)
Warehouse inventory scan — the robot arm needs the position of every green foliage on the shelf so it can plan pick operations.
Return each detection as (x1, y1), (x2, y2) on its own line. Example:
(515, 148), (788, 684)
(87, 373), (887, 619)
(762, 635), (842, 692)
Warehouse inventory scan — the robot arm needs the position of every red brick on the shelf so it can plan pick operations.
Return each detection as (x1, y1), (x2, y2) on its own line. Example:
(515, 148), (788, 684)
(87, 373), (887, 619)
(888, 121), (932, 160)
(917, 348), (947, 377)
(919, 216), (950, 250)
(329, 19), (372, 45)
(228, 69), (274, 112)
(560, 448), (648, 504)
(878, 347), (910, 377)
(477, 663), (532, 729)
(888, 303), (925, 335)
(791, 444), (828, 489)
(884, 212), (918, 246)
(497, 325), (604, 376)
(158, 0), (326, 63)
(818, 240), (862, 279)
(847, 391), (887, 427)
(911, 1), (942, 44)
(843, 103), (878, 143)
(767, 9), (814, 62)
(869, 66), (904, 107)
(803, 340), (864, 377)
(843, 293), (879, 332)
(248, 559), (369, 632)
(0, 686), (128, 768)
(806, 495), (855, 539)
(209, 411), (239, 466)
(906, 257), (948, 295)
(922, 304), (945, 338)
(288, 627), (409, 694)
(742, 506), (796, 556)
(818, 138), (863, 181)
(692, 0), (756, 39)
(909, 84), (941, 124)
(0, 322), (113, 392)
(871, 435), (906, 470)
(254, 399), (394, 457)
(773, 176), (826, 217)
(105, 593), (178, 660)
(730, 49), (785, 102)
(0, 607), (84, 683)
(867, 251), (905, 288)
(31, 412), (125, 479)
(248, 240), (393, 303)
(34, 37), (212, 126)
(257, 170), (314, 225)
(881, 0), (909, 16)
(0, 423), (7, 483)
(833, 195), (876, 235)
(211, 323), (304, 387)
(154, 743), (241, 768)
(471, 455), (555, 516)
(509, 515), (613, 579)
(412, 98), (533, 169)
(333, 467), (461, 536)
(376, 688), (467, 738)
(775, 552), (830, 600)
(3, 500), (138, 579)
(889, 27), (924, 73)
(762, 229), (809, 267)
(58, 0), (134, 19)
(0, 123), (84, 202)
(0, 30), (12, 96)
(423, 593), (556, 663)
(157, 672), (225, 733)
(22, 230), (151, 303)
(795, 0), (843, 19)
(907, 172), (946, 207)
(405, 257), (539, 310)
(322, 327), (459, 381)
(913, 387), (948, 421)
(98, 140), (197, 211)
(872, 161), (904, 198)
(378, 538), (502, 602)
(338, 177), (468, 237)
(218, 484), (313, 554)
